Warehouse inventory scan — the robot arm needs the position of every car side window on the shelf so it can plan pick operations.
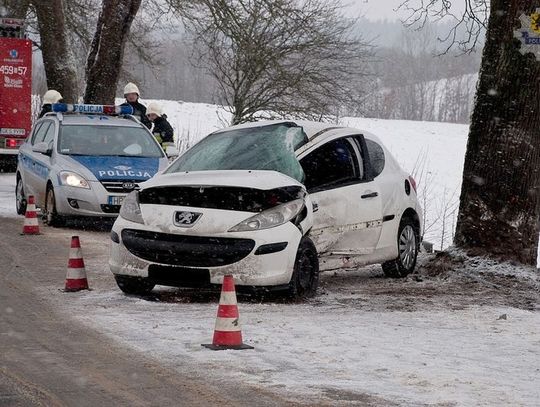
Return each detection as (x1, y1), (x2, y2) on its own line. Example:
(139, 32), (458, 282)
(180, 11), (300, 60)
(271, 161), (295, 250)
(300, 138), (359, 191)
(30, 123), (43, 145)
(32, 122), (51, 145)
(365, 139), (385, 177)
(42, 122), (56, 147)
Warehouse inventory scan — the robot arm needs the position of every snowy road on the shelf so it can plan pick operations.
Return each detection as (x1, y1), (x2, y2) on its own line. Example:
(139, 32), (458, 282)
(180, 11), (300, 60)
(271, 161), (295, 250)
(1, 173), (539, 406)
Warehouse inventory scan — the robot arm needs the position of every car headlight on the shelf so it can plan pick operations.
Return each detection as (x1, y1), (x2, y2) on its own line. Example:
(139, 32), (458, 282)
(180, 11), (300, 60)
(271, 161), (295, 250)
(120, 191), (144, 224)
(59, 171), (90, 189)
(229, 199), (304, 232)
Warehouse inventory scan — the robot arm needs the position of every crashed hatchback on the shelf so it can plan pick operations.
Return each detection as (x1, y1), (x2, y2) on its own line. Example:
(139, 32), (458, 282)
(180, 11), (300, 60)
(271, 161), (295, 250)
(109, 121), (423, 298)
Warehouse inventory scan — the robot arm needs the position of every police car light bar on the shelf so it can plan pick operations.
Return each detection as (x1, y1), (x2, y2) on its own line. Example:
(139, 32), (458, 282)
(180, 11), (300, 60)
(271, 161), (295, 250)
(51, 103), (134, 115)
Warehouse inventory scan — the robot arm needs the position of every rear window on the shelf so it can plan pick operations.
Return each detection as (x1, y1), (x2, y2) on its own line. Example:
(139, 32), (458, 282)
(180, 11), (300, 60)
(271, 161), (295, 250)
(58, 125), (163, 158)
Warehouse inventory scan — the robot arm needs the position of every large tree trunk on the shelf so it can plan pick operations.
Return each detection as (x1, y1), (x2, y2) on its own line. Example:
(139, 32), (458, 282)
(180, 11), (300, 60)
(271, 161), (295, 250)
(454, 0), (540, 265)
(33, 0), (79, 103)
(84, 0), (141, 104)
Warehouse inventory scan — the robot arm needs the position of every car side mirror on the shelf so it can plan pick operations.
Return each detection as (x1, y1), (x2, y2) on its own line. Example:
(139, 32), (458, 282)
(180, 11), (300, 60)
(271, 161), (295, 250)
(165, 146), (179, 159)
(32, 142), (52, 156)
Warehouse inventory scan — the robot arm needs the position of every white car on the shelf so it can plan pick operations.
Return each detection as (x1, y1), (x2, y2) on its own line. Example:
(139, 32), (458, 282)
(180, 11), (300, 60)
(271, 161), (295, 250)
(110, 120), (423, 298)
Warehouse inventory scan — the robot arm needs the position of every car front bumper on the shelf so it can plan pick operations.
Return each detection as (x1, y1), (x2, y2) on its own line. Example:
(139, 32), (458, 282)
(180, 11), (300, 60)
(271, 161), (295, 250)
(54, 180), (129, 218)
(109, 216), (302, 287)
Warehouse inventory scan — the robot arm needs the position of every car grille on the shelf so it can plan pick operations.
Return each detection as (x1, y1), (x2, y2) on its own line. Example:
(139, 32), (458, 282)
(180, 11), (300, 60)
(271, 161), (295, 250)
(148, 265), (211, 287)
(121, 229), (256, 267)
(101, 180), (140, 193)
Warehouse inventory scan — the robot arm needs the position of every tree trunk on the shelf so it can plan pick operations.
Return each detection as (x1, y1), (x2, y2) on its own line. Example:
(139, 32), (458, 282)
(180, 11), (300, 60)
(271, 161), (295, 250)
(454, 0), (540, 265)
(84, 0), (141, 104)
(33, 0), (79, 103)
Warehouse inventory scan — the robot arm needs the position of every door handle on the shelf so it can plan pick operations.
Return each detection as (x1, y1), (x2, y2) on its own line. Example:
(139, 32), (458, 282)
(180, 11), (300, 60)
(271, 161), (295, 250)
(361, 192), (378, 199)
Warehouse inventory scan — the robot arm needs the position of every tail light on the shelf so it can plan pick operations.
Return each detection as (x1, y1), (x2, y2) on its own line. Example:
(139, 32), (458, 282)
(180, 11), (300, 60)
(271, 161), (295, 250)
(408, 176), (417, 194)
(6, 138), (19, 148)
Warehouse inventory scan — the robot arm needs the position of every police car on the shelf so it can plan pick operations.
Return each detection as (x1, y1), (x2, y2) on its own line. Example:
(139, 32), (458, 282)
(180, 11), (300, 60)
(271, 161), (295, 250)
(16, 104), (171, 225)
(109, 120), (423, 298)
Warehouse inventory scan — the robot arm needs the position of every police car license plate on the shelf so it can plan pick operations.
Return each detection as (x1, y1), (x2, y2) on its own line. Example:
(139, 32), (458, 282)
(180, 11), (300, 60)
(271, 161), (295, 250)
(108, 196), (124, 205)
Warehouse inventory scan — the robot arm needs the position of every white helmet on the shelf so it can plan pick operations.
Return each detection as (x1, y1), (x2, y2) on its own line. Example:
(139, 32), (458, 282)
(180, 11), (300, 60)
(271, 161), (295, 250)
(123, 82), (140, 97)
(146, 102), (163, 117)
(43, 89), (63, 104)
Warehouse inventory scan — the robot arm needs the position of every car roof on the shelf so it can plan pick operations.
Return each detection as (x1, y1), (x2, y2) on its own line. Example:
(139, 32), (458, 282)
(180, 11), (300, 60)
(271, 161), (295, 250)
(213, 119), (383, 143)
(41, 113), (143, 128)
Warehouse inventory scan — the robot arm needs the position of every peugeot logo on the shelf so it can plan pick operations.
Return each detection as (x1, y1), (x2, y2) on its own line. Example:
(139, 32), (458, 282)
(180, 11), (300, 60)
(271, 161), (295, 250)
(122, 182), (136, 190)
(174, 211), (202, 227)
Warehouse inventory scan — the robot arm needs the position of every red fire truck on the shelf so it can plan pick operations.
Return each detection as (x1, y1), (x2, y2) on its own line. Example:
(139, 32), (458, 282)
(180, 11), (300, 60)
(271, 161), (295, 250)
(0, 18), (32, 171)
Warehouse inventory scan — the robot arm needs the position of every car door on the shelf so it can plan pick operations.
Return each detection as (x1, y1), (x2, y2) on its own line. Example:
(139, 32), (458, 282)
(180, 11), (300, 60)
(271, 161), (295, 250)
(23, 121), (52, 203)
(32, 121), (57, 203)
(299, 135), (383, 256)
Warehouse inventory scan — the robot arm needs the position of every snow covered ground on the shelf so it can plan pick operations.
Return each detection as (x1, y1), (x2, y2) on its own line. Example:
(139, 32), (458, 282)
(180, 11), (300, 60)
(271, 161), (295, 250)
(39, 258), (540, 406)
(0, 173), (16, 218)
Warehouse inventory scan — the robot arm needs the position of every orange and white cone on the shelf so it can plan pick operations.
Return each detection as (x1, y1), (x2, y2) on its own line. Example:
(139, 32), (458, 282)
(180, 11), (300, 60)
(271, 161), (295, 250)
(64, 236), (89, 292)
(21, 195), (40, 235)
(202, 275), (253, 350)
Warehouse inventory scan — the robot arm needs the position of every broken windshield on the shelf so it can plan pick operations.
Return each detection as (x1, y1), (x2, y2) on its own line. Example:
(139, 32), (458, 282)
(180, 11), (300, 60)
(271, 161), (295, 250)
(165, 123), (307, 182)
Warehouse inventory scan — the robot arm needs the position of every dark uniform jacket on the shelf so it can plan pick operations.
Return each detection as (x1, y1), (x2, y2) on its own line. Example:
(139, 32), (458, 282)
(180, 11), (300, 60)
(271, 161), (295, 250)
(120, 100), (152, 129)
(152, 115), (174, 143)
(38, 104), (52, 118)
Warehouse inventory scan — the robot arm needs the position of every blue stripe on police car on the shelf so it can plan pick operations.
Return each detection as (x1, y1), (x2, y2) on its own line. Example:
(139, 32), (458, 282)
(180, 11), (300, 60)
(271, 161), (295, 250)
(71, 156), (159, 181)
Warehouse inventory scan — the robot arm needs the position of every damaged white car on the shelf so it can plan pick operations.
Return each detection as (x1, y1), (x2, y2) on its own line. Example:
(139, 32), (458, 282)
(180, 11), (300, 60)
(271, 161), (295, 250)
(109, 121), (423, 298)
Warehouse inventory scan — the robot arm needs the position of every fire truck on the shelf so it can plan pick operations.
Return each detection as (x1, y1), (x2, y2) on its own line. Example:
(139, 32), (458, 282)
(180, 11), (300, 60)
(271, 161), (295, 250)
(0, 18), (32, 171)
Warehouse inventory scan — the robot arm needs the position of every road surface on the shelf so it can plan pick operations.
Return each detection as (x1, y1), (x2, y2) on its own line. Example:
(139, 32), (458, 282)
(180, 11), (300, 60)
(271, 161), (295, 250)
(0, 216), (301, 406)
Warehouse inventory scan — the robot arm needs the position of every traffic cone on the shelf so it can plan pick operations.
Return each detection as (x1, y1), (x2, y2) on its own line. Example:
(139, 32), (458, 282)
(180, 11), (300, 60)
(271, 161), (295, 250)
(21, 195), (40, 235)
(202, 275), (253, 350)
(64, 236), (89, 292)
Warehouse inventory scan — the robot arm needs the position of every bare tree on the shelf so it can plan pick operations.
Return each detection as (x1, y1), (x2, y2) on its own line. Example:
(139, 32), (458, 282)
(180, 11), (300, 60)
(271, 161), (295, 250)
(84, 0), (142, 104)
(182, 0), (373, 124)
(401, 0), (540, 265)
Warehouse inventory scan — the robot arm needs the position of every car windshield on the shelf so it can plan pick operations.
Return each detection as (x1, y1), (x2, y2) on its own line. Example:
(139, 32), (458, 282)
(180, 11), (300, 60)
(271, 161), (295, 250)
(165, 123), (307, 181)
(58, 125), (163, 158)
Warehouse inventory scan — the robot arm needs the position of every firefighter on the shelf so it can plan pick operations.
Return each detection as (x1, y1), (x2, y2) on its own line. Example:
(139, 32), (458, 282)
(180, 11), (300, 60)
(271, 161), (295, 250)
(146, 102), (174, 146)
(120, 82), (152, 129)
(39, 90), (63, 118)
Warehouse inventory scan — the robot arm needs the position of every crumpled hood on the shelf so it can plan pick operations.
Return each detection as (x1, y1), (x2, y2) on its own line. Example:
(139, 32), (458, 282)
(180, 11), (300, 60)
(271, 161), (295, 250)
(140, 170), (305, 190)
(68, 156), (160, 181)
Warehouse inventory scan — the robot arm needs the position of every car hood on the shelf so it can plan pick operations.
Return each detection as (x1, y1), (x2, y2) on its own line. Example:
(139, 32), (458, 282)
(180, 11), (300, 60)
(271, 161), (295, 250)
(140, 170), (305, 190)
(65, 155), (161, 181)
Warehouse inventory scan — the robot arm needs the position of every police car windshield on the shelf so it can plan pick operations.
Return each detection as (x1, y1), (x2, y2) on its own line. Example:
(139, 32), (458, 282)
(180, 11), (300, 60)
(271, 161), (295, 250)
(165, 124), (307, 182)
(58, 125), (163, 158)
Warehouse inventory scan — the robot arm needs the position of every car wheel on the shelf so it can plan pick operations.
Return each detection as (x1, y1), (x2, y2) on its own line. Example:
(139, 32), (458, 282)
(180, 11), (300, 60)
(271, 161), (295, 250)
(287, 237), (319, 299)
(15, 175), (27, 215)
(115, 275), (155, 295)
(44, 186), (65, 227)
(382, 216), (419, 278)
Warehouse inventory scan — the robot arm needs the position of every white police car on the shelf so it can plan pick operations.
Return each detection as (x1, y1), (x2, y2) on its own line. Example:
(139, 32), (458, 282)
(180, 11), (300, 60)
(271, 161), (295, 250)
(109, 121), (423, 298)
(16, 104), (170, 225)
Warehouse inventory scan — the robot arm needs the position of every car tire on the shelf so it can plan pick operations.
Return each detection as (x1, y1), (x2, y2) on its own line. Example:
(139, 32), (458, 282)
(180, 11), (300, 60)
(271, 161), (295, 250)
(382, 216), (419, 278)
(115, 275), (155, 295)
(15, 175), (27, 215)
(287, 237), (319, 299)
(44, 185), (65, 227)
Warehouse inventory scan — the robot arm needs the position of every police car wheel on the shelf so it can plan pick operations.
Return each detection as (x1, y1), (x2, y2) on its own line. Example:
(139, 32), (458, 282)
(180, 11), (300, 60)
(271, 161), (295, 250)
(44, 186), (64, 227)
(114, 275), (155, 295)
(287, 237), (319, 299)
(15, 175), (27, 215)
